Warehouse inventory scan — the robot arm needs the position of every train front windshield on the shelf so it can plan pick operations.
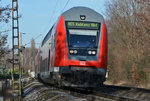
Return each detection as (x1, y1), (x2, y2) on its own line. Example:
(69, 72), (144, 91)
(68, 29), (99, 48)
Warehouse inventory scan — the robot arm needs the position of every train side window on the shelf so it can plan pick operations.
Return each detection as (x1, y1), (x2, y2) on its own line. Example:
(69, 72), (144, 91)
(48, 50), (50, 71)
(42, 25), (54, 46)
(51, 36), (53, 49)
(54, 31), (56, 47)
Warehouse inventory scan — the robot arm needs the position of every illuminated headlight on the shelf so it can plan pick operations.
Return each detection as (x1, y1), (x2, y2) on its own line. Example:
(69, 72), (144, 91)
(74, 50), (77, 54)
(92, 51), (96, 55)
(88, 51), (92, 54)
(70, 50), (74, 54)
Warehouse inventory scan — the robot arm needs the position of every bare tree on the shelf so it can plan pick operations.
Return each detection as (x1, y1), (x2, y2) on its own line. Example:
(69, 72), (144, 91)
(0, 0), (10, 61)
(22, 39), (37, 74)
(105, 0), (150, 86)
(0, 34), (7, 58)
(0, 1), (11, 23)
(30, 39), (37, 71)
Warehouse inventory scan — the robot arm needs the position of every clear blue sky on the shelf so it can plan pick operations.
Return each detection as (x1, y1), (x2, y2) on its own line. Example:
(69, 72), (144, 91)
(1, 0), (108, 48)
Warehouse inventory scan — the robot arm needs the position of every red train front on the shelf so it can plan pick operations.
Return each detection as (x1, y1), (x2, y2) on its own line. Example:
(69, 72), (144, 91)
(35, 7), (107, 87)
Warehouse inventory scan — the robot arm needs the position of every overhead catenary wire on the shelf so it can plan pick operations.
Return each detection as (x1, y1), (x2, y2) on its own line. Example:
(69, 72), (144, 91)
(49, 0), (70, 25)
(42, 0), (70, 42)
(61, 0), (70, 13)
(48, 0), (59, 26)
(48, 0), (70, 27)
(24, 34), (42, 46)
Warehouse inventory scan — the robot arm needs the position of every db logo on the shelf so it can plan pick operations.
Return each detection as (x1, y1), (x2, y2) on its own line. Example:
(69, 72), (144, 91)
(80, 61), (86, 65)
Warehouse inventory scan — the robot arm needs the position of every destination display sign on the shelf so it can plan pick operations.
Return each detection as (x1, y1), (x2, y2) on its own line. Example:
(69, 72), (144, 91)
(66, 21), (100, 29)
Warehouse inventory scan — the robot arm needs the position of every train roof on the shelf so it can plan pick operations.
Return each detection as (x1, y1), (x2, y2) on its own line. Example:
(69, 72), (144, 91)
(62, 6), (103, 22)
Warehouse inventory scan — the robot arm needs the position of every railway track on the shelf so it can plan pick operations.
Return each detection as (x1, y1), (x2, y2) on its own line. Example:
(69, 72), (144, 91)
(23, 81), (86, 101)
(94, 85), (150, 101)
(23, 81), (150, 101)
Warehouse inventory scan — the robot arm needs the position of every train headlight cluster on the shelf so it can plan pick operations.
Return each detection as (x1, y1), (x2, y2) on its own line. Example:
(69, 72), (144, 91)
(69, 49), (78, 54)
(88, 50), (96, 55)
(69, 49), (96, 55)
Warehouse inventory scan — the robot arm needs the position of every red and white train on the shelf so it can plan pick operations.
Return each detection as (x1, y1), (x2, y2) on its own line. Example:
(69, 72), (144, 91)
(35, 7), (107, 88)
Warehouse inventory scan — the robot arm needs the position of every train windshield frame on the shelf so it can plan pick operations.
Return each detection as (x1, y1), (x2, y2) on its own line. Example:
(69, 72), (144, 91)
(66, 21), (100, 48)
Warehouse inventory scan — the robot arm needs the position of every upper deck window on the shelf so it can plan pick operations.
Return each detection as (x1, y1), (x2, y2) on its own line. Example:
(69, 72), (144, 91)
(42, 26), (54, 46)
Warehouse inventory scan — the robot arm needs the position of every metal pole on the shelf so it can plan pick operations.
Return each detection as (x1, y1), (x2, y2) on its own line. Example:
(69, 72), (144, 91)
(12, 0), (23, 99)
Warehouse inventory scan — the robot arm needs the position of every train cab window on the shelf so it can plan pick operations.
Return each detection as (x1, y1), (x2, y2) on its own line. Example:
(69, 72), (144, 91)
(67, 29), (99, 48)
(66, 21), (100, 48)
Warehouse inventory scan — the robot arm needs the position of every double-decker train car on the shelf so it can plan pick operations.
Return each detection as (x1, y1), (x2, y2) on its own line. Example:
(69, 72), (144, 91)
(35, 7), (107, 88)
